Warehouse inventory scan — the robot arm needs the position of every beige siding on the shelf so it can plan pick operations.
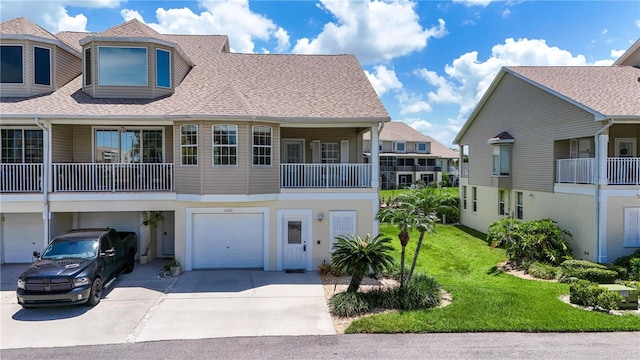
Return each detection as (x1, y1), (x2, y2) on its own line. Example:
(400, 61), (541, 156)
(459, 73), (601, 192)
(174, 51), (191, 85)
(174, 122), (203, 194)
(280, 127), (362, 163)
(249, 124), (280, 194)
(52, 124), (74, 162)
(55, 47), (81, 89)
(202, 122), (248, 194)
(608, 125), (640, 156)
(72, 125), (92, 162)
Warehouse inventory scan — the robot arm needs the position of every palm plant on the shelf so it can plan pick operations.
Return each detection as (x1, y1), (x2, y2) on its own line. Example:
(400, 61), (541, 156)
(331, 233), (394, 292)
(406, 189), (443, 283)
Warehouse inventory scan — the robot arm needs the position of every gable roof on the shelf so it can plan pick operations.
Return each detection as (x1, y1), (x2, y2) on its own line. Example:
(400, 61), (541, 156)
(613, 38), (640, 66)
(0, 18), (389, 123)
(364, 122), (458, 158)
(454, 64), (640, 144)
(0, 17), (81, 57)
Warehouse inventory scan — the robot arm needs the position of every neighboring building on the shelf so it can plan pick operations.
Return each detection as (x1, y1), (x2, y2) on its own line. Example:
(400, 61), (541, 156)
(454, 39), (640, 263)
(363, 121), (458, 189)
(0, 17), (390, 271)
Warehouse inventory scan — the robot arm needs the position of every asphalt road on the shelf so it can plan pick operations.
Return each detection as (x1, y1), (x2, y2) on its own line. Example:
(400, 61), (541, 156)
(2, 332), (639, 359)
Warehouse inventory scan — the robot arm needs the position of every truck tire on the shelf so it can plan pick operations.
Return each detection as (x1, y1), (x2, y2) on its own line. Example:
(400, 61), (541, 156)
(123, 252), (135, 274)
(87, 278), (102, 306)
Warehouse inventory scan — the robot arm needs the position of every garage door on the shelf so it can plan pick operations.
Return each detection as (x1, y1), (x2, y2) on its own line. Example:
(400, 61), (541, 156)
(2, 213), (43, 263)
(192, 213), (264, 269)
(78, 212), (139, 233)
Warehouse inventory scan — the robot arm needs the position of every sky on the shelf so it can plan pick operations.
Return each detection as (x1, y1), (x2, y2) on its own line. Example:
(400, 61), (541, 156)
(2, 0), (639, 146)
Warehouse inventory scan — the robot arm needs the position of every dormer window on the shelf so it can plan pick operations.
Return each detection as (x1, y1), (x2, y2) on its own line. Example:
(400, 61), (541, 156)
(415, 143), (427, 153)
(488, 132), (515, 177)
(1, 45), (23, 84)
(394, 141), (406, 153)
(33, 46), (51, 86)
(156, 49), (171, 88)
(98, 46), (148, 86)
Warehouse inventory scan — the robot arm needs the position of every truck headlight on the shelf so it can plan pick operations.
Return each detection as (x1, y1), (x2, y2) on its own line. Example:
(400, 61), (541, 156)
(17, 279), (26, 290)
(74, 276), (91, 287)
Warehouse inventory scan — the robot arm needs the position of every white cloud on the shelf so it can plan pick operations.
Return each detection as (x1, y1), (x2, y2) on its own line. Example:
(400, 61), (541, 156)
(119, 0), (286, 53)
(452, 0), (496, 7)
(501, 9), (511, 18)
(292, 0), (447, 64)
(397, 92), (432, 114)
(636, 20), (640, 28)
(611, 49), (626, 58)
(364, 66), (402, 96)
(602, 28), (608, 35)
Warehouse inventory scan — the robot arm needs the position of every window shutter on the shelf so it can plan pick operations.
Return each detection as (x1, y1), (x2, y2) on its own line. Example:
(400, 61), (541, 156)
(329, 211), (357, 252)
(312, 140), (321, 163)
(341, 140), (349, 164)
(624, 207), (640, 247)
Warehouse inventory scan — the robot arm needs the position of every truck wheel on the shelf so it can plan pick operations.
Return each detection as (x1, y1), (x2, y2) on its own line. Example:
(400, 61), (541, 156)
(123, 253), (135, 274)
(87, 278), (102, 306)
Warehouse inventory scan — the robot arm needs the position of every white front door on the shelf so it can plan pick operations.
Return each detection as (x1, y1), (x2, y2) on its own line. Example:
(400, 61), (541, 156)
(282, 215), (308, 270)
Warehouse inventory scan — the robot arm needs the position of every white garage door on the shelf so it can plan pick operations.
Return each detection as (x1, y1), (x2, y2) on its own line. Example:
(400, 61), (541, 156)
(78, 212), (139, 233)
(2, 213), (43, 263)
(192, 213), (264, 269)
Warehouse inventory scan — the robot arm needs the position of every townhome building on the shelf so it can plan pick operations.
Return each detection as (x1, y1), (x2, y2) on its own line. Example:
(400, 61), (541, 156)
(454, 39), (640, 263)
(0, 17), (390, 271)
(363, 121), (458, 190)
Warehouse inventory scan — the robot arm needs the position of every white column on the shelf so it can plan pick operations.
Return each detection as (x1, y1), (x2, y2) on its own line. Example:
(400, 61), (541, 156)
(597, 134), (609, 185)
(370, 126), (380, 189)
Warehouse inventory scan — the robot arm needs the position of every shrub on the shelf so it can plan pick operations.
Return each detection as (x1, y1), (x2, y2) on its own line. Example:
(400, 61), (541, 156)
(569, 280), (622, 311)
(436, 192), (460, 224)
(329, 291), (370, 317)
(526, 261), (561, 280)
(561, 260), (618, 283)
(398, 273), (442, 310)
(612, 249), (640, 269)
(487, 218), (573, 265)
(630, 258), (640, 281)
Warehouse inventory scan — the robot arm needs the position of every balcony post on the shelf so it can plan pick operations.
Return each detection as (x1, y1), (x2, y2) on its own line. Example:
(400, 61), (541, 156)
(597, 134), (609, 185)
(371, 125), (380, 189)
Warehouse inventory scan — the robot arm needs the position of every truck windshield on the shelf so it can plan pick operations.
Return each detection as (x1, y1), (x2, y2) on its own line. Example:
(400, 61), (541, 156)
(41, 240), (98, 260)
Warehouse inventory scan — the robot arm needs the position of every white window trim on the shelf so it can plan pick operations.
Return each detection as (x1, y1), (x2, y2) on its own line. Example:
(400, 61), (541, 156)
(33, 45), (52, 87)
(492, 144), (510, 176)
(394, 141), (406, 153)
(515, 191), (524, 220)
(462, 185), (467, 210)
(180, 124), (198, 166)
(83, 47), (92, 87)
(1, 44), (24, 85)
(415, 143), (427, 153)
(498, 189), (508, 216)
(156, 48), (171, 89)
(91, 126), (165, 163)
(97, 46), (148, 86)
(471, 186), (478, 212)
(212, 124), (238, 167)
(252, 125), (272, 167)
(624, 207), (640, 247)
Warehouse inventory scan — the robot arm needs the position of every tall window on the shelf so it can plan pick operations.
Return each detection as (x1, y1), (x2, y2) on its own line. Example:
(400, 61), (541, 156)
(462, 186), (467, 210)
(321, 143), (339, 163)
(492, 145), (510, 176)
(0, 45), (23, 83)
(515, 191), (524, 220)
(212, 125), (237, 166)
(498, 190), (507, 216)
(180, 125), (198, 165)
(156, 49), (171, 88)
(94, 128), (163, 163)
(252, 125), (272, 166)
(84, 48), (92, 86)
(34, 46), (51, 86)
(472, 186), (478, 212)
(1, 129), (43, 163)
(98, 46), (147, 86)
(329, 211), (356, 252)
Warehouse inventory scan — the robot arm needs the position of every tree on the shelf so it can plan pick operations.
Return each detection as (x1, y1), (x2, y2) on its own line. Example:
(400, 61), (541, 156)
(331, 233), (394, 293)
(406, 189), (441, 284)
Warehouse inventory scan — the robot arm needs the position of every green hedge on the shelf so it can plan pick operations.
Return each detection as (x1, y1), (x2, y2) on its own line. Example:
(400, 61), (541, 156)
(569, 280), (622, 311)
(561, 260), (618, 283)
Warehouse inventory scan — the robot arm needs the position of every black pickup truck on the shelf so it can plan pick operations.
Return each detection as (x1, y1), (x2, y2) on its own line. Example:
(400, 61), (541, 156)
(16, 228), (137, 308)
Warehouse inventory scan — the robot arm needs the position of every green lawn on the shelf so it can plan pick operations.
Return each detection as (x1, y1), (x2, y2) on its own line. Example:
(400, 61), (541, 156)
(346, 224), (640, 333)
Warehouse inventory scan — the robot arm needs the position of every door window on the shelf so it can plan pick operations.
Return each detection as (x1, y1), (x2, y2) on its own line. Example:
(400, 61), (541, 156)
(287, 221), (302, 244)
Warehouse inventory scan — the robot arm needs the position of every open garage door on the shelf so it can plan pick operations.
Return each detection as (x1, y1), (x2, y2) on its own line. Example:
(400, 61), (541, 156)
(1, 213), (43, 263)
(192, 213), (264, 269)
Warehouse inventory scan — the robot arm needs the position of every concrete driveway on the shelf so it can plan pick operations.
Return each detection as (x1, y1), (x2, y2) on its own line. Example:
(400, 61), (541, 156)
(0, 263), (334, 349)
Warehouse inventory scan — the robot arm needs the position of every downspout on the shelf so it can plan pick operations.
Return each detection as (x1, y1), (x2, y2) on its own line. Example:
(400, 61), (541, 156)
(34, 117), (50, 250)
(594, 118), (614, 262)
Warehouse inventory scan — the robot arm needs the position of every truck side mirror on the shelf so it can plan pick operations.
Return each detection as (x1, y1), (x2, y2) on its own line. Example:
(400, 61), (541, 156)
(33, 251), (41, 258)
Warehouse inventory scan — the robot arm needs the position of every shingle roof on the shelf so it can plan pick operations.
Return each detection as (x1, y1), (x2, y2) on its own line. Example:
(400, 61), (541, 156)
(0, 17), (57, 41)
(364, 122), (458, 158)
(56, 31), (93, 53)
(0, 18), (389, 122)
(506, 66), (640, 117)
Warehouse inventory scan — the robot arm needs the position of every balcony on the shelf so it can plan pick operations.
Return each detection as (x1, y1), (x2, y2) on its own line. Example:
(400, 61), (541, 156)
(281, 163), (371, 188)
(556, 158), (640, 185)
(52, 163), (174, 192)
(0, 164), (43, 192)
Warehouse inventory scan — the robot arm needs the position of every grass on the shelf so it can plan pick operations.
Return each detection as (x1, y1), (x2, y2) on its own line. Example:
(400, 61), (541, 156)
(346, 224), (640, 333)
(380, 187), (458, 201)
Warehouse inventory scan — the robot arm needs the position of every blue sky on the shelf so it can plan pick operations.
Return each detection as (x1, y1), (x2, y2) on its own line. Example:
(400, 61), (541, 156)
(2, 0), (639, 146)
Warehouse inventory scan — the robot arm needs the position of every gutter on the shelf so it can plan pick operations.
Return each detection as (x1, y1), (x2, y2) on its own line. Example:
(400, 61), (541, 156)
(594, 119), (614, 263)
(34, 117), (50, 250)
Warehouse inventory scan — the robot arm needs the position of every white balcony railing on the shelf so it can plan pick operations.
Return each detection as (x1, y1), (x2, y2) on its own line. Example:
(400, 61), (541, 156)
(281, 163), (371, 188)
(0, 163), (43, 192)
(556, 158), (640, 185)
(52, 163), (173, 192)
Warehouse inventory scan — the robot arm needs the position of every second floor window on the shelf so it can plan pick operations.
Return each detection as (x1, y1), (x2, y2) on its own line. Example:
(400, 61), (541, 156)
(34, 46), (51, 86)
(252, 126), (272, 166)
(322, 143), (339, 163)
(415, 143), (427, 152)
(394, 141), (406, 153)
(0, 45), (23, 84)
(95, 128), (163, 163)
(1, 129), (43, 163)
(181, 125), (198, 165)
(213, 125), (237, 166)
(84, 48), (92, 86)
(156, 49), (171, 88)
(98, 46), (147, 86)
(492, 145), (510, 176)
